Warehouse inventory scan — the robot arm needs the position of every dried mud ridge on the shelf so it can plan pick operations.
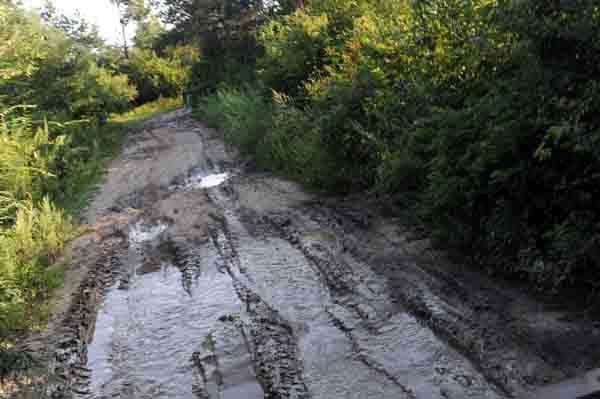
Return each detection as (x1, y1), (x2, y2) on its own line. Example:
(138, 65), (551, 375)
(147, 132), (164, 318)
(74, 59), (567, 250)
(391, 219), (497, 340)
(39, 109), (600, 399)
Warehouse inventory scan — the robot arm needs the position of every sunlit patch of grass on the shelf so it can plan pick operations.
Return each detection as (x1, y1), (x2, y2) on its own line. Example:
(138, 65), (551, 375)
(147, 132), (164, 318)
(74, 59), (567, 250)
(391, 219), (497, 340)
(111, 97), (183, 126)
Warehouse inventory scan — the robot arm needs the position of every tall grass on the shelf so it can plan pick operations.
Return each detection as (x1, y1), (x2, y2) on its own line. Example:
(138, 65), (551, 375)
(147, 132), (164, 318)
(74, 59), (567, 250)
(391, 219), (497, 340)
(196, 87), (271, 153)
(0, 198), (78, 338)
(0, 110), (75, 344)
(0, 112), (63, 207)
(195, 88), (337, 189)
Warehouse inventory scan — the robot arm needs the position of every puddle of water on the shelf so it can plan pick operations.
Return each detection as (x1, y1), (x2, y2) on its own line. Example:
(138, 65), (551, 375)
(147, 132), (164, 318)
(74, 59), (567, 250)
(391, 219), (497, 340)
(216, 211), (413, 399)
(213, 195), (504, 399)
(77, 190), (504, 399)
(129, 222), (168, 243)
(81, 241), (262, 399)
(351, 313), (502, 398)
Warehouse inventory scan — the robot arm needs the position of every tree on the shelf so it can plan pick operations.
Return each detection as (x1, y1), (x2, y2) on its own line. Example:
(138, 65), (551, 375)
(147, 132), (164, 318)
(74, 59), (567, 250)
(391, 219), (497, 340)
(110, 0), (133, 58)
(40, 1), (104, 49)
(134, 14), (166, 49)
(156, 0), (299, 43)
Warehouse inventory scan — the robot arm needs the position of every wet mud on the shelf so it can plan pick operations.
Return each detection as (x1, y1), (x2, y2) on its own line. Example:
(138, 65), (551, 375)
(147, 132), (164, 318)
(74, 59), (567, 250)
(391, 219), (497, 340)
(38, 109), (600, 399)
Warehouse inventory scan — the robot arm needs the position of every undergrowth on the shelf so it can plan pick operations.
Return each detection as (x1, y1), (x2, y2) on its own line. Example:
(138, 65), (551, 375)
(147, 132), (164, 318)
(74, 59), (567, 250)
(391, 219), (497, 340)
(195, 88), (346, 190)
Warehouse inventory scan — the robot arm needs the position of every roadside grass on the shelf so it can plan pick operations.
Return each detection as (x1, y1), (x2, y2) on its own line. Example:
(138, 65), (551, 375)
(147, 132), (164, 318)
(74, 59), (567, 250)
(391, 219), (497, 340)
(111, 97), (183, 126)
(194, 88), (336, 190)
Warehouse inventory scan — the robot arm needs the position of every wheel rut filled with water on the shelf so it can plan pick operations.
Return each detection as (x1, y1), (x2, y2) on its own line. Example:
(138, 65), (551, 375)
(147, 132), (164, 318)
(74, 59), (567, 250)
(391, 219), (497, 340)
(44, 109), (600, 399)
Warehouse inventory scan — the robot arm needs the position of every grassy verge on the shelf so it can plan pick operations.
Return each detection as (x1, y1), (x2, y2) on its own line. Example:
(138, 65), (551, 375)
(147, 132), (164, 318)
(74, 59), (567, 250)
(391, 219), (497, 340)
(111, 97), (183, 126)
(194, 88), (341, 191)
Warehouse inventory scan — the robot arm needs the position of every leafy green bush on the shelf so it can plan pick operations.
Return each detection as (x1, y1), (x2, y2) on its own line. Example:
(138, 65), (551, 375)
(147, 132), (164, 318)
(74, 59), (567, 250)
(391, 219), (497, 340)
(258, 10), (331, 96)
(70, 65), (137, 121)
(0, 3), (138, 123)
(196, 87), (273, 153)
(126, 45), (199, 104)
(0, 1), (187, 380)
(187, 54), (256, 102)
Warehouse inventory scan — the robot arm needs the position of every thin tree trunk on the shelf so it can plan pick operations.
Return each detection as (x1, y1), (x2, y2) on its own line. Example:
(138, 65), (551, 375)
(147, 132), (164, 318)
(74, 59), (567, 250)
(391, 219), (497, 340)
(121, 21), (129, 59)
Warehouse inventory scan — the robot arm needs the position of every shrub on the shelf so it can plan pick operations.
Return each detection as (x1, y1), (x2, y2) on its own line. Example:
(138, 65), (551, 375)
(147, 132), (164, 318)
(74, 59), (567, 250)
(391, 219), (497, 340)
(187, 54), (255, 101)
(196, 87), (273, 153)
(71, 65), (137, 121)
(0, 1), (186, 379)
(0, 2), (138, 123)
(258, 10), (331, 96)
(126, 45), (199, 104)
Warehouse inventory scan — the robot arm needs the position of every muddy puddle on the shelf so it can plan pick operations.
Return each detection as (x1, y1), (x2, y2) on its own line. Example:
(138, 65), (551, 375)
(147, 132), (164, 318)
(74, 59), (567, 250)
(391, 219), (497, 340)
(77, 220), (260, 399)
(43, 110), (600, 399)
(66, 179), (504, 399)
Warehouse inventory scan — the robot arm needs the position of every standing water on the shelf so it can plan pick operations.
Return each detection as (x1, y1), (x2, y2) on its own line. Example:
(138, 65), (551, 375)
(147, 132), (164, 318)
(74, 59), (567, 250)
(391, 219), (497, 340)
(79, 219), (262, 399)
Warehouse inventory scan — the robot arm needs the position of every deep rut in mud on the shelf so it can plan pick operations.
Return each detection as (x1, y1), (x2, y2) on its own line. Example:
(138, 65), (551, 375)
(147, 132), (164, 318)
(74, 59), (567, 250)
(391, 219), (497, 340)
(43, 109), (600, 399)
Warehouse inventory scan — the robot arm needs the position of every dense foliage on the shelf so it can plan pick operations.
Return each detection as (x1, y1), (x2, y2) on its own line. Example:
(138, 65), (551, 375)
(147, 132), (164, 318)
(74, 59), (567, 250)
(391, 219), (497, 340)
(1, 4), (137, 121)
(124, 44), (199, 103)
(190, 0), (600, 297)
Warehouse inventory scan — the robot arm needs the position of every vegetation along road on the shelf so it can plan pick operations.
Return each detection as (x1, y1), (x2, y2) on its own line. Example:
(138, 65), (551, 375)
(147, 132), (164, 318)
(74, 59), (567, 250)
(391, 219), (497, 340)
(3, 0), (600, 398)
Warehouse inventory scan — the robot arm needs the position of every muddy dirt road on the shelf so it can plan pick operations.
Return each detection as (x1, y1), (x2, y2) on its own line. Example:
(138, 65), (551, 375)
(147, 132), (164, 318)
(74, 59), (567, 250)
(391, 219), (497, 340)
(42, 110), (600, 399)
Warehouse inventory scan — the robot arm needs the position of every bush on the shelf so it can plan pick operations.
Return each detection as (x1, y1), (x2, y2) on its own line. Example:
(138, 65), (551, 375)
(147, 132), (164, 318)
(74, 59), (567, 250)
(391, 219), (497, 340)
(187, 54), (255, 101)
(126, 45), (199, 104)
(258, 10), (331, 97)
(0, 1), (186, 379)
(0, 2), (138, 123)
(71, 65), (137, 121)
(0, 109), (78, 342)
(195, 86), (344, 189)
(196, 87), (273, 153)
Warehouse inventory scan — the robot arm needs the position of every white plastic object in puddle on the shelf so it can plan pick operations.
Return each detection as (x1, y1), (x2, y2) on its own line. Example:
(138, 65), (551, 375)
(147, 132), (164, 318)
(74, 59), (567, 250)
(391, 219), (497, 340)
(129, 222), (168, 243)
(190, 172), (230, 189)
